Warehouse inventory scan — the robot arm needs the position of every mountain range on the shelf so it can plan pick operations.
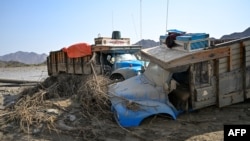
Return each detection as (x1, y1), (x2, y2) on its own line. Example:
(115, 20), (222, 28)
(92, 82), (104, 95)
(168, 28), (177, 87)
(221, 27), (250, 39)
(1, 27), (250, 65)
(135, 27), (250, 48)
(0, 51), (47, 64)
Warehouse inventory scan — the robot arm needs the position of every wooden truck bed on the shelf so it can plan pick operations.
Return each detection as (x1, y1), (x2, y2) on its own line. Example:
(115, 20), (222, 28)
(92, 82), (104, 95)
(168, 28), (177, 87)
(141, 37), (250, 109)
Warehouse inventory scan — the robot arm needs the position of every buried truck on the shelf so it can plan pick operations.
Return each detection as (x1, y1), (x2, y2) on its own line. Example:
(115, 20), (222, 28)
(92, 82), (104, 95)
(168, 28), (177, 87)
(108, 32), (250, 127)
(47, 31), (145, 80)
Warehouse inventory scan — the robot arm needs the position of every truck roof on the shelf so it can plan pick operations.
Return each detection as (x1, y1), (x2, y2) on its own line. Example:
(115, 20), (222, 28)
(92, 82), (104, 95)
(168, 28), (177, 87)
(141, 36), (250, 70)
(141, 45), (230, 70)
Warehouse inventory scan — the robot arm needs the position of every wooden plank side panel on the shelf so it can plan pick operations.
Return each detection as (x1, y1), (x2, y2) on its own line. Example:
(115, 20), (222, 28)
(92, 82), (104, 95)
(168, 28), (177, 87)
(74, 58), (83, 74)
(195, 85), (215, 102)
(243, 40), (250, 47)
(219, 57), (228, 73)
(245, 45), (250, 67)
(245, 49), (250, 57)
(245, 45), (250, 52)
(232, 58), (242, 70)
(218, 91), (244, 107)
(67, 58), (74, 74)
(47, 56), (52, 76)
(192, 97), (216, 109)
(221, 43), (244, 72)
(245, 46), (250, 52)
(219, 69), (243, 94)
(191, 68), (217, 110)
(51, 52), (57, 75)
(245, 67), (250, 99)
(57, 51), (67, 73)
(218, 69), (244, 107)
(246, 61), (250, 67)
(218, 67), (228, 74)
(231, 46), (241, 55)
(83, 64), (92, 74)
(219, 57), (227, 64)
(231, 53), (241, 60)
(230, 43), (240, 51)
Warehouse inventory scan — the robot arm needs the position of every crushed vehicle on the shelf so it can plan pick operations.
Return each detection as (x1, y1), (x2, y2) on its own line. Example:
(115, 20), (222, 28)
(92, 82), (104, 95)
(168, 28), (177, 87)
(47, 31), (145, 80)
(109, 31), (250, 127)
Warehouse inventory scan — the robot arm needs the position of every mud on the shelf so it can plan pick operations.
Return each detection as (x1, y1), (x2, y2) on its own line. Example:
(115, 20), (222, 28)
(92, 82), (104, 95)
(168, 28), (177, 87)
(0, 66), (250, 141)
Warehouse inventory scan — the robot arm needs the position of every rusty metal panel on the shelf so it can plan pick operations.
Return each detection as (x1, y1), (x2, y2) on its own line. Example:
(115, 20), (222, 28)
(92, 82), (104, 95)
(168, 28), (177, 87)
(218, 69), (244, 107)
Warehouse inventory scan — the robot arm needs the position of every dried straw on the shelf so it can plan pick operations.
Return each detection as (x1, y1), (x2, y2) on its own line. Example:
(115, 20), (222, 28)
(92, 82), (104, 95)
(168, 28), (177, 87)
(1, 73), (113, 138)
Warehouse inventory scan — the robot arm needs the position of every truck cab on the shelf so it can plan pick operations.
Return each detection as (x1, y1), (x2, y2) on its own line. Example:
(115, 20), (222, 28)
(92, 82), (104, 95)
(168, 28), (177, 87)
(109, 32), (250, 127)
(106, 53), (144, 80)
(92, 31), (145, 80)
(47, 31), (145, 80)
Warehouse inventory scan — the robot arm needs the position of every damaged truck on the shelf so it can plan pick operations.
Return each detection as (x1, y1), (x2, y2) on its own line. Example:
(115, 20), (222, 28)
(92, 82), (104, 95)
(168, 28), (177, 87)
(47, 31), (145, 80)
(109, 31), (250, 127)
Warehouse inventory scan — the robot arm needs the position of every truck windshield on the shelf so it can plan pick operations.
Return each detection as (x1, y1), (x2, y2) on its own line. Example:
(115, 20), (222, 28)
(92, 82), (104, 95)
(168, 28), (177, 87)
(115, 54), (137, 61)
(143, 62), (171, 87)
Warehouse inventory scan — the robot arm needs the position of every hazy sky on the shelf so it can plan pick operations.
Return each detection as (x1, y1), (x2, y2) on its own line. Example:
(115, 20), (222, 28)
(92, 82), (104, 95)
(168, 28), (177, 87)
(1, 0), (250, 55)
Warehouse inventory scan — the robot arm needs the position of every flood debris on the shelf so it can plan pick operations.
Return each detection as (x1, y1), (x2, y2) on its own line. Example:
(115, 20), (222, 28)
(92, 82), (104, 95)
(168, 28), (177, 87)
(0, 74), (116, 139)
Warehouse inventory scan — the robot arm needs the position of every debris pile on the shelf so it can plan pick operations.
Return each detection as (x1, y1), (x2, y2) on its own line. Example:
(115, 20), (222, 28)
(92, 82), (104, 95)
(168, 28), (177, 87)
(0, 74), (115, 139)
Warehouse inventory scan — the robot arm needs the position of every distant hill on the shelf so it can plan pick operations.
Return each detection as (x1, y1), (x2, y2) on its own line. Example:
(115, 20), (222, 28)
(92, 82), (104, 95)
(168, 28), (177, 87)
(134, 39), (159, 48)
(0, 51), (47, 64)
(220, 27), (250, 39)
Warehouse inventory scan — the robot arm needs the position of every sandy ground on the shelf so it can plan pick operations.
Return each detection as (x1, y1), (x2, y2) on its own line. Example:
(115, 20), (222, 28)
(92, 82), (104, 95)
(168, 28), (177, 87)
(1, 86), (250, 141)
(0, 66), (250, 141)
(0, 65), (48, 81)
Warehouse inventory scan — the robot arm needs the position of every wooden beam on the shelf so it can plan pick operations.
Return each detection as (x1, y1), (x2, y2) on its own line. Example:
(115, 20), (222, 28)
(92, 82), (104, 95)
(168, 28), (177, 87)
(91, 46), (111, 52)
(165, 47), (230, 69)
(141, 46), (230, 71)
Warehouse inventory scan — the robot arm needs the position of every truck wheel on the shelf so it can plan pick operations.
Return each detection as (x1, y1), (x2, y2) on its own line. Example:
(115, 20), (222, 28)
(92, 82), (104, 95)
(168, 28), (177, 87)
(110, 74), (125, 81)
